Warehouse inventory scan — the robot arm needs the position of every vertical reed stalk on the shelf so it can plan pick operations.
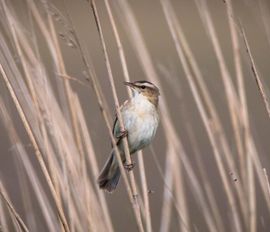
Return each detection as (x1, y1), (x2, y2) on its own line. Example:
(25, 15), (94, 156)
(161, 0), (242, 231)
(0, 64), (70, 232)
(103, 0), (152, 230)
(0, 183), (29, 232)
(90, 1), (144, 231)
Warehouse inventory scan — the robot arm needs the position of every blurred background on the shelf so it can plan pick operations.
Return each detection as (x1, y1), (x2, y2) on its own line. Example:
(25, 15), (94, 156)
(1, 0), (270, 231)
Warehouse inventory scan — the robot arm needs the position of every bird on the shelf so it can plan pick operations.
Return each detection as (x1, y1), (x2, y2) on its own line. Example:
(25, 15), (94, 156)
(98, 80), (160, 192)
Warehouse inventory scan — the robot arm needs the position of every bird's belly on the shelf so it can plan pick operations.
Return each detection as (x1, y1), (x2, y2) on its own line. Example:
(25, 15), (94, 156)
(123, 112), (158, 153)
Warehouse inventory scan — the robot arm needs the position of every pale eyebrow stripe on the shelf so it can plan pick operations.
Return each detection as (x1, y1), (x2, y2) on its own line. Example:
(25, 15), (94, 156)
(136, 82), (154, 88)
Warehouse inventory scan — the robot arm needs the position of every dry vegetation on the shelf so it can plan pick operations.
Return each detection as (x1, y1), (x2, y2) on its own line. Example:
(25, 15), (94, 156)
(0, 0), (270, 231)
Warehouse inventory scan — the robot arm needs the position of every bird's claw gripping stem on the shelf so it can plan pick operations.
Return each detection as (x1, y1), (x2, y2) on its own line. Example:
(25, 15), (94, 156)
(117, 129), (128, 139)
(124, 161), (136, 172)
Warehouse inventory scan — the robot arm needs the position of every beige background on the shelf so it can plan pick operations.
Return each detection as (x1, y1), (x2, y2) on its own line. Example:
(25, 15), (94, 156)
(1, 0), (270, 231)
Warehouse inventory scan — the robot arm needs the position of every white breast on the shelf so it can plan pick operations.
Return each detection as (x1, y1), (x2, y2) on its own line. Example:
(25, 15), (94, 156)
(121, 94), (159, 153)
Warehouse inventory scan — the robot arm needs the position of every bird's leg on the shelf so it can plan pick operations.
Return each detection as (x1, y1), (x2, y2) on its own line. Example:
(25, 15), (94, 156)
(117, 129), (134, 171)
(116, 129), (128, 139)
(124, 161), (136, 172)
(118, 129), (135, 171)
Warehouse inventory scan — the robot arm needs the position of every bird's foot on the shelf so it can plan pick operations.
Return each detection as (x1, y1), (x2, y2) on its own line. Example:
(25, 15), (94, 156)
(132, 194), (138, 200)
(117, 129), (128, 139)
(148, 189), (155, 195)
(124, 161), (136, 172)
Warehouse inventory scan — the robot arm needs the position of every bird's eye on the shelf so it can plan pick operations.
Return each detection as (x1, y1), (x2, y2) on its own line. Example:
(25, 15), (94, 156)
(141, 85), (146, 89)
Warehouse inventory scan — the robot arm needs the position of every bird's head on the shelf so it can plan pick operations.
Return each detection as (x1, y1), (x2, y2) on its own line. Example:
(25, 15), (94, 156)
(124, 80), (160, 106)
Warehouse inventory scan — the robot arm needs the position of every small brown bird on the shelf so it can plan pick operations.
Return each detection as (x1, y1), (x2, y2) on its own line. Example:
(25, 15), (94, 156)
(98, 80), (160, 192)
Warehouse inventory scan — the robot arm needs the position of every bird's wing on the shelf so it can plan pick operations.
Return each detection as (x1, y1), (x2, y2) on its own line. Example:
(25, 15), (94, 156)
(111, 99), (129, 146)
(111, 117), (119, 148)
(112, 116), (119, 137)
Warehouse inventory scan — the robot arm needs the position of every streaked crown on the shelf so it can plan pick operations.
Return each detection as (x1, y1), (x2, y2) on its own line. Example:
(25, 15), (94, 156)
(124, 80), (160, 107)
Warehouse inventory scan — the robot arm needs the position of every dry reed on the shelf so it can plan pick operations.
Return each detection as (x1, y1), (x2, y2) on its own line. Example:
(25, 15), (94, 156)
(0, 0), (270, 231)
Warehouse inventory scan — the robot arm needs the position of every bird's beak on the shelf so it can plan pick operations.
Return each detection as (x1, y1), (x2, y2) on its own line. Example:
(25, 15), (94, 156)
(123, 81), (136, 89)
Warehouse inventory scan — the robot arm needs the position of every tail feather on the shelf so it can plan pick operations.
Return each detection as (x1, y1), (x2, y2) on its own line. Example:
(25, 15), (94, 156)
(98, 151), (121, 193)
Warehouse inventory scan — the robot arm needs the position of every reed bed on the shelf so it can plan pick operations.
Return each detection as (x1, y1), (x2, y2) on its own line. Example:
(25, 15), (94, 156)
(0, 0), (270, 231)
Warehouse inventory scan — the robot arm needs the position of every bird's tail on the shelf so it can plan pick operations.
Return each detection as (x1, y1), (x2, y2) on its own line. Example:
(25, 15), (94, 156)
(98, 151), (121, 193)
